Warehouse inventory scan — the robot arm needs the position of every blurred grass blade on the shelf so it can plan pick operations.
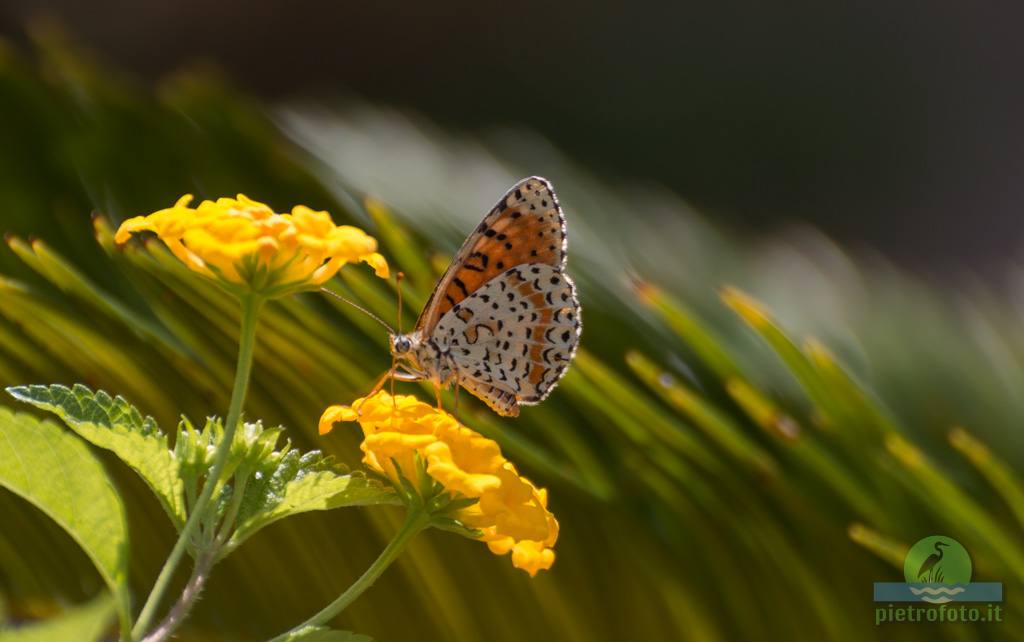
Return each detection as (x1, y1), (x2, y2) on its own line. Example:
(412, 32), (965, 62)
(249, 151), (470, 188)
(634, 281), (742, 381)
(847, 523), (907, 569)
(722, 377), (886, 521)
(949, 426), (1024, 530)
(803, 338), (900, 436)
(364, 197), (430, 309)
(570, 350), (719, 470)
(721, 287), (841, 427)
(5, 235), (180, 349)
(886, 434), (1024, 583)
(626, 350), (776, 476)
(724, 378), (801, 441)
(0, 278), (175, 419)
(0, 593), (116, 642)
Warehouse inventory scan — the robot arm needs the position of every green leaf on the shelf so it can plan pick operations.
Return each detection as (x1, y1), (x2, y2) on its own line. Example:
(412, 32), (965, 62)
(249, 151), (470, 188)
(429, 515), (483, 540)
(226, 449), (399, 554)
(0, 408), (129, 633)
(279, 626), (374, 642)
(0, 593), (116, 642)
(6, 384), (186, 529)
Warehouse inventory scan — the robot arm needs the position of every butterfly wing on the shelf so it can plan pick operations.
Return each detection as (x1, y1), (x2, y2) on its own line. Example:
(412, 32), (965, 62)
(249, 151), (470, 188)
(437, 264), (580, 416)
(459, 378), (519, 416)
(420, 177), (580, 416)
(415, 176), (567, 333)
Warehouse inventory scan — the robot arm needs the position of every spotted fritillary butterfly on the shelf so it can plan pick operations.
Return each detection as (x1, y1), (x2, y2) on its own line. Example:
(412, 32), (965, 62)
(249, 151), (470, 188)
(388, 176), (582, 416)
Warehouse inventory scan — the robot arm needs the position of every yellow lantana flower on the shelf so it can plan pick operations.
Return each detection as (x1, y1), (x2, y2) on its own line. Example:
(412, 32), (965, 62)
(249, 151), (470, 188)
(115, 194), (388, 295)
(320, 392), (559, 576)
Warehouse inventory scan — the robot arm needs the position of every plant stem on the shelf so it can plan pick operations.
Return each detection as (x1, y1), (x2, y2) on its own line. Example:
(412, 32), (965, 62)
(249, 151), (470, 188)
(132, 294), (263, 640)
(268, 509), (430, 641)
(213, 472), (249, 549)
(140, 550), (215, 642)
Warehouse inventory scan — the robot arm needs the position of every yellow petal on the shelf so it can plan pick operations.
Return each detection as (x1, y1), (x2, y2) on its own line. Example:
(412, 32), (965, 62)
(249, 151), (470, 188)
(115, 216), (151, 245)
(319, 404), (358, 434)
(310, 255), (345, 285)
(425, 441), (502, 497)
(511, 541), (556, 577)
(362, 252), (390, 279)
(163, 238), (214, 278)
(320, 390), (558, 575)
(116, 194), (390, 295)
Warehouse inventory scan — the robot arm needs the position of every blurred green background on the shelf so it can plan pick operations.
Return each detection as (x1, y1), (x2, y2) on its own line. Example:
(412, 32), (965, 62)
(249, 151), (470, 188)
(1, 8), (1023, 642)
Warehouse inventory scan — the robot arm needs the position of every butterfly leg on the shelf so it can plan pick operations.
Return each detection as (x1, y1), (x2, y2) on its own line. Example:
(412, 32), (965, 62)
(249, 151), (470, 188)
(388, 351), (397, 410)
(392, 368), (423, 382)
(353, 366), (423, 415)
(452, 374), (461, 421)
(354, 367), (394, 415)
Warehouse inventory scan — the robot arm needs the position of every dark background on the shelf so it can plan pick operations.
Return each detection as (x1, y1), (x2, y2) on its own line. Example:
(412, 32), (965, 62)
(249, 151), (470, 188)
(3, 0), (1022, 275)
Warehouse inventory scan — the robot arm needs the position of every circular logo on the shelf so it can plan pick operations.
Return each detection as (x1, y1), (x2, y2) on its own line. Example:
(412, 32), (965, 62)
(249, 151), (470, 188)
(904, 535), (972, 585)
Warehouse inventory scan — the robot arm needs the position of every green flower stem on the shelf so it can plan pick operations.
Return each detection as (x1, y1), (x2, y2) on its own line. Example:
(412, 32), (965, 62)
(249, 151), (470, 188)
(132, 294), (263, 641)
(268, 509), (431, 642)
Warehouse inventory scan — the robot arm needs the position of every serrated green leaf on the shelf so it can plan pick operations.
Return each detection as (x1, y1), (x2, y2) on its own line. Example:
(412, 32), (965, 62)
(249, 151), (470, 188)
(0, 408), (129, 634)
(279, 626), (374, 642)
(6, 383), (185, 528)
(0, 593), (116, 642)
(226, 465), (399, 555)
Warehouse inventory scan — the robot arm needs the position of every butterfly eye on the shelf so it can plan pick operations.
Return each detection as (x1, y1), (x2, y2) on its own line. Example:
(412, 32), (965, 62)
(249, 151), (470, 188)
(394, 337), (412, 354)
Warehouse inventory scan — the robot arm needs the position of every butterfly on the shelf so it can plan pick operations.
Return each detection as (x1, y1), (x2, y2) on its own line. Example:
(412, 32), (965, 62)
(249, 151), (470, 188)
(386, 176), (582, 417)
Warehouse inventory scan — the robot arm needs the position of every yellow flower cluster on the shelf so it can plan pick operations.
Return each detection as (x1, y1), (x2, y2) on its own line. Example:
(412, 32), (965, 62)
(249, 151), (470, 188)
(115, 194), (388, 293)
(320, 392), (559, 576)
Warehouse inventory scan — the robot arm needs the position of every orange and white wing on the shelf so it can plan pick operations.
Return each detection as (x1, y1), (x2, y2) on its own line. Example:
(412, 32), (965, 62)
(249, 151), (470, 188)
(420, 176), (580, 416)
(437, 264), (580, 416)
(415, 176), (567, 334)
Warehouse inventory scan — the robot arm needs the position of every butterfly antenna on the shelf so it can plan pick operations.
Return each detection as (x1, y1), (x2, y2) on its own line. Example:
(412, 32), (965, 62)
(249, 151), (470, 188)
(319, 288), (395, 334)
(392, 272), (406, 412)
(396, 272), (405, 335)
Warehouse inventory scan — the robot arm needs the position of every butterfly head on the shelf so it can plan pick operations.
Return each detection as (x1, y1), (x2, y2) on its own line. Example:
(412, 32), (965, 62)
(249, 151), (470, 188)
(390, 333), (414, 356)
